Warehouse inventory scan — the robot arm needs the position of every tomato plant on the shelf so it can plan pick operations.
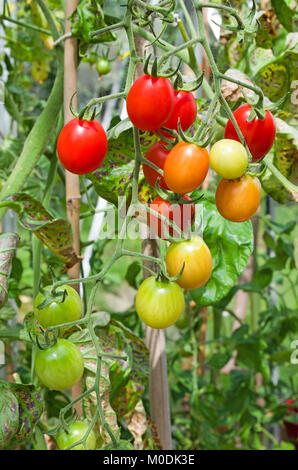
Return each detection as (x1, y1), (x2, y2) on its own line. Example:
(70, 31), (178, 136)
(126, 74), (174, 131)
(56, 421), (97, 450)
(166, 235), (213, 290)
(224, 103), (276, 162)
(34, 285), (82, 329)
(158, 90), (197, 137)
(148, 195), (195, 239)
(57, 118), (108, 175)
(0, 0), (297, 453)
(210, 139), (248, 179)
(34, 339), (84, 391)
(135, 276), (185, 329)
(164, 142), (209, 194)
(142, 142), (169, 189)
(215, 174), (262, 222)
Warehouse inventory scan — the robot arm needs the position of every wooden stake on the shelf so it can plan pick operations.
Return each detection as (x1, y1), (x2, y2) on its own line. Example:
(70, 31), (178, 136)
(64, 0), (82, 416)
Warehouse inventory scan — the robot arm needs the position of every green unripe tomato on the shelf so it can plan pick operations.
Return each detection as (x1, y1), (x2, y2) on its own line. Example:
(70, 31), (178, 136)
(56, 421), (96, 450)
(136, 276), (185, 329)
(34, 285), (82, 329)
(96, 57), (111, 76)
(34, 339), (84, 391)
(210, 139), (248, 179)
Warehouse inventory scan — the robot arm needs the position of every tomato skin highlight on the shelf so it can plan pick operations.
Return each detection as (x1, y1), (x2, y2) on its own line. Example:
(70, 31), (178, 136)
(136, 277), (185, 329)
(57, 118), (108, 175)
(164, 142), (209, 194)
(149, 195), (195, 239)
(224, 103), (276, 162)
(56, 421), (97, 450)
(34, 285), (82, 329)
(166, 235), (212, 290)
(210, 139), (248, 179)
(143, 142), (169, 189)
(158, 90), (197, 137)
(34, 339), (84, 391)
(126, 74), (174, 131)
(215, 174), (262, 222)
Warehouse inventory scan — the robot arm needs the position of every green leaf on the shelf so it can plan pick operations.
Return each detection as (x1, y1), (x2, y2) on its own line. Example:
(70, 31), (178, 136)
(69, 0), (117, 52)
(125, 262), (141, 289)
(0, 233), (20, 308)
(191, 196), (254, 307)
(252, 268), (273, 288)
(1, 193), (79, 269)
(271, 0), (295, 32)
(232, 326), (267, 373)
(207, 351), (232, 370)
(224, 370), (252, 414)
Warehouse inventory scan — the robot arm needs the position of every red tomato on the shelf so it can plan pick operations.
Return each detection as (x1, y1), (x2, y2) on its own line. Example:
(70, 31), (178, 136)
(224, 103), (276, 162)
(164, 142), (209, 194)
(215, 174), (262, 222)
(126, 75), (174, 131)
(158, 90), (197, 138)
(143, 142), (169, 189)
(57, 118), (108, 175)
(149, 195), (195, 239)
(283, 400), (298, 450)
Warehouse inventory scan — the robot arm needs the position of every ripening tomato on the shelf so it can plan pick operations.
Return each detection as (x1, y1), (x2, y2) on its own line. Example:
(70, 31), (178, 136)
(166, 235), (212, 290)
(158, 90), (197, 137)
(210, 139), (248, 179)
(224, 103), (276, 162)
(143, 142), (169, 189)
(34, 285), (82, 329)
(164, 142), (209, 194)
(57, 118), (108, 175)
(148, 195), (195, 239)
(135, 276), (185, 329)
(215, 174), (262, 222)
(126, 74), (174, 131)
(56, 421), (97, 450)
(34, 339), (84, 391)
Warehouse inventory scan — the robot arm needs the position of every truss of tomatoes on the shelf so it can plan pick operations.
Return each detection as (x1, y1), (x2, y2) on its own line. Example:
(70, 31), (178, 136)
(56, 72), (276, 331)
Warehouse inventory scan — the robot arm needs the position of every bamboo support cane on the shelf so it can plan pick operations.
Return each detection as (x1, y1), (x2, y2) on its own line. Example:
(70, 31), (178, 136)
(64, 0), (82, 417)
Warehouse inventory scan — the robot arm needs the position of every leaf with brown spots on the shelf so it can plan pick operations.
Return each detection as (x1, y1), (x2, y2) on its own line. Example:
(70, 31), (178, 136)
(0, 386), (19, 449)
(0, 380), (44, 449)
(87, 127), (158, 206)
(1, 193), (79, 269)
(0, 233), (19, 308)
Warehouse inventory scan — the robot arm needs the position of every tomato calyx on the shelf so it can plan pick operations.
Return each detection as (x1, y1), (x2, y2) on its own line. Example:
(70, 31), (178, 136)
(154, 176), (204, 206)
(68, 90), (102, 122)
(37, 284), (69, 311)
(144, 53), (181, 79)
(173, 70), (204, 92)
(155, 262), (186, 284)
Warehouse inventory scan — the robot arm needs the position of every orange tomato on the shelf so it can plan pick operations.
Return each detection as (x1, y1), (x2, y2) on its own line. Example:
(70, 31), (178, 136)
(164, 142), (209, 194)
(215, 174), (262, 222)
(166, 235), (212, 290)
